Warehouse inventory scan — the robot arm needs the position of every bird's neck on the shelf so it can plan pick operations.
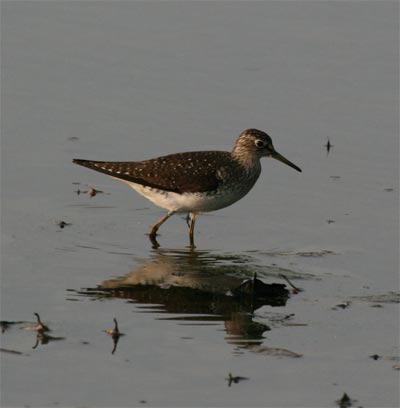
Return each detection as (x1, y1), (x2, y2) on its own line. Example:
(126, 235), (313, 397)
(231, 150), (261, 173)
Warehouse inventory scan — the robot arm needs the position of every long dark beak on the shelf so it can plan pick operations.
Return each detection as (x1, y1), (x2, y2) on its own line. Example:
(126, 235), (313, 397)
(271, 150), (302, 172)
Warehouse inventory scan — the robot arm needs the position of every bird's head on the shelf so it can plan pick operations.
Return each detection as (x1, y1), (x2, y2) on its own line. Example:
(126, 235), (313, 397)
(232, 129), (302, 172)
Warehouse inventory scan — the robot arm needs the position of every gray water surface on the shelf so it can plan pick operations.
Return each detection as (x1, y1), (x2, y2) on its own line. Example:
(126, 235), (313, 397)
(1, 2), (399, 407)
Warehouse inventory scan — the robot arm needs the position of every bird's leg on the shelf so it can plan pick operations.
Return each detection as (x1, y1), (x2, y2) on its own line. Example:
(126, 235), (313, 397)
(149, 211), (176, 238)
(188, 212), (198, 247)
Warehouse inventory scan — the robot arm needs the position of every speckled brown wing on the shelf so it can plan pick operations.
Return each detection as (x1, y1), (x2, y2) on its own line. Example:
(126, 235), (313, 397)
(73, 151), (234, 194)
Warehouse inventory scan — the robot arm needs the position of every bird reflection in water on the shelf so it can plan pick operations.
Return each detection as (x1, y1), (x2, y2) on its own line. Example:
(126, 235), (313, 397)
(75, 248), (298, 346)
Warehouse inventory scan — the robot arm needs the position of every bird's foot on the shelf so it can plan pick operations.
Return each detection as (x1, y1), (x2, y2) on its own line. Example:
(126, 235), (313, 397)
(148, 233), (161, 249)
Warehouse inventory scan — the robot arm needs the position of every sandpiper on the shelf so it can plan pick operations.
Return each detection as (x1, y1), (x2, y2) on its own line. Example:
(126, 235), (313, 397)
(73, 129), (301, 246)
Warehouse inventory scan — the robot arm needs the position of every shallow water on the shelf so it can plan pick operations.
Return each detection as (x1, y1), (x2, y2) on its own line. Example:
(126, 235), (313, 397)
(1, 2), (399, 407)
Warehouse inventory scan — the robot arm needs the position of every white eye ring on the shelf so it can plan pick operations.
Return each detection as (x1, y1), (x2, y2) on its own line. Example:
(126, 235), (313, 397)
(255, 139), (266, 148)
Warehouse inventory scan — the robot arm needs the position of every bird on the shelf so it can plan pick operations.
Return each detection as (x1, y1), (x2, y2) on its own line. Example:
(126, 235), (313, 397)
(73, 128), (301, 247)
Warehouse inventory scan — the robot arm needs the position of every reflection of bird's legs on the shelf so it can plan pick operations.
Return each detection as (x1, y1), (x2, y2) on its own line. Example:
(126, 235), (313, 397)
(188, 212), (198, 247)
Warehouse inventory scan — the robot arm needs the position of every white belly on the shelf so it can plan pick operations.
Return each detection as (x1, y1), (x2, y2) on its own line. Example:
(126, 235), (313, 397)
(116, 178), (250, 213)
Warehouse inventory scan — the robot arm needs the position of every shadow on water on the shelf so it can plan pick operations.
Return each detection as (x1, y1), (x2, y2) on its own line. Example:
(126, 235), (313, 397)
(73, 248), (309, 346)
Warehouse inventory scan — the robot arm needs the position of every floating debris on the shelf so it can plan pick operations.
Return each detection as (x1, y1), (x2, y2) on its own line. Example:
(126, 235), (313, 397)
(369, 354), (399, 363)
(1, 320), (25, 333)
(21, 313), (50, 332)
(19, 313), (64, 349)
(104, 318), (125, 354)
(105, 318), (124, 337)
(87, 187), (103, 197)
(384, 188), (393, 192)
(330, 175), (341, 180)
(332, 301), (351, 310)
(34, 313), (50, 332)
(75, 186), (104, 198)
(336, 392), (356, 408)
(32, 332), (65, 349)
(325, 138), (333, 154)
(226, 373), (249, 387)
(326, 219), (335, 224)
(393, 365), (400, 370)
(57, 220), (71, 229)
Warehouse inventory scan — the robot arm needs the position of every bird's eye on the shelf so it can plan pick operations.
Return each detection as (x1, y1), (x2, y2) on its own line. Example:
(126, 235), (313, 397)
(255, 139), (266, 148)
